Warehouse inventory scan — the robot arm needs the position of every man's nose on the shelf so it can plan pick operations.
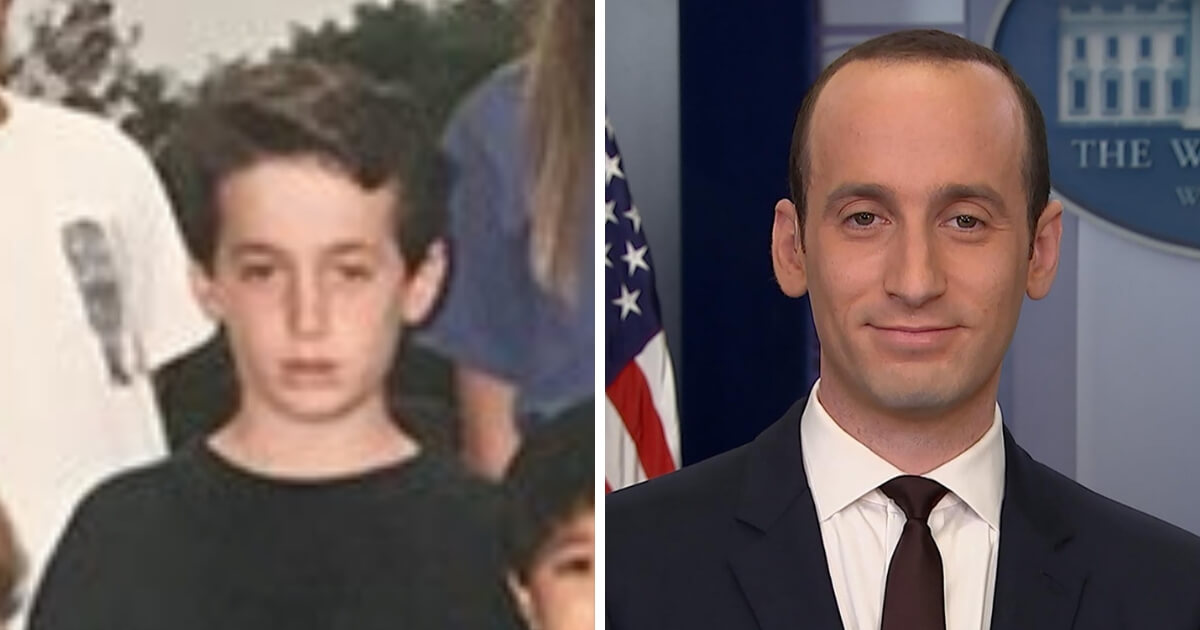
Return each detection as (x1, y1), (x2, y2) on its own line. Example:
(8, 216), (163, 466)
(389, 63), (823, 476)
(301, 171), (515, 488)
(882, 223), (947, 309)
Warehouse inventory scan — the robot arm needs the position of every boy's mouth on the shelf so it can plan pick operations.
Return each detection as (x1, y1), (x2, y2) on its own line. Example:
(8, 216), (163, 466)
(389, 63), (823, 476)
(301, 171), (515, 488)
(280, 358), (338, 384)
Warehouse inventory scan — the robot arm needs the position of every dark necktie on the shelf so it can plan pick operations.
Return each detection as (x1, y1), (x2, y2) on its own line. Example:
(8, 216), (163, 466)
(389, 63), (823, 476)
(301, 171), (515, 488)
(879, 475), (949, 630)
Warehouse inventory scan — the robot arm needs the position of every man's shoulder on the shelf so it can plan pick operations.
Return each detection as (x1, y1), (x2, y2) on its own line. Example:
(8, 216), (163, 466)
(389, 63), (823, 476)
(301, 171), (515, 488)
(608, 439), (755, 552)
(1019, 451), (1200, 564)
(609, 401), (804, 538)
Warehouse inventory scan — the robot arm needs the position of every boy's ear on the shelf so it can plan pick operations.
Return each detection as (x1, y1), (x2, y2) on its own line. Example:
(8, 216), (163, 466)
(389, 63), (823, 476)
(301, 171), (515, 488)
(400, 239), (448, 325)
(189, 263), (224, 321)
(506, 571), (537, 630)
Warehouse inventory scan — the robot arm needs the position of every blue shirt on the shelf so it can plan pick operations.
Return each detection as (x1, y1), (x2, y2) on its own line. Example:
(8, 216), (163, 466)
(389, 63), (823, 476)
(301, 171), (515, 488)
(420, 62), (594, 424)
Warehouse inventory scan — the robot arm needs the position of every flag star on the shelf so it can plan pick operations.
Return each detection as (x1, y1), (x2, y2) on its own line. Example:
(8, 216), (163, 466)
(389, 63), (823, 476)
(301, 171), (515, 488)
(624, 205), (643, 233)
(604, 242), (613, 268)
(612, 283), (642, 320)
(605, 200), (618, 224)
(621, 241), (650, 276)
(606, 153), (624, 184)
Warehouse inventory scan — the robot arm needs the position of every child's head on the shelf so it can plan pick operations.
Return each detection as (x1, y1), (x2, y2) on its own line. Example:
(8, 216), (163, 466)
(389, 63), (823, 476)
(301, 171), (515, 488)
(504, 401), (594, 630)
(162, 59), (447, 424)
(0, 499), (22, 627)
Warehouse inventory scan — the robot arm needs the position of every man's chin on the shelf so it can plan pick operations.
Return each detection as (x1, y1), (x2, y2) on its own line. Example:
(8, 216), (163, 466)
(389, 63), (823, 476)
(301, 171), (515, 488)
(860, 371), (967, 415)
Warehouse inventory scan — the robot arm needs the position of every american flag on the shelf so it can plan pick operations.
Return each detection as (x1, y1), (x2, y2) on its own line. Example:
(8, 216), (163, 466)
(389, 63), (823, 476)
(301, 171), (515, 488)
(605, 119), (680, 491)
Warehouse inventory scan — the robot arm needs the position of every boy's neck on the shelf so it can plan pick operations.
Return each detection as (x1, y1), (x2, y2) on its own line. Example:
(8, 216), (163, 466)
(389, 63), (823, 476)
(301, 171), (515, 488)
(209, 396), (419, 481)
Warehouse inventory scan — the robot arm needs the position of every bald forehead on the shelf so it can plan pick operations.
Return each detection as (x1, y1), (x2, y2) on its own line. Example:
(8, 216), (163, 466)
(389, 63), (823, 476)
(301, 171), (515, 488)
(815, 58), (1020, 124)
(808, 58), (1025, 165)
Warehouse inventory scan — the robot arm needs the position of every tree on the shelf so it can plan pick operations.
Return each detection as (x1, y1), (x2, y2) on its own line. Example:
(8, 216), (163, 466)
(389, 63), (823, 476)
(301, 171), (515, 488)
(286, 0), (522, 129)
(4, 0), (186, 149)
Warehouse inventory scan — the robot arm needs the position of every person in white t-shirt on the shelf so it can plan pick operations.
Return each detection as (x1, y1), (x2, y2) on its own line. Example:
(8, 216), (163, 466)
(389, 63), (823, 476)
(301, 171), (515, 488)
(0, 0), (213, 621)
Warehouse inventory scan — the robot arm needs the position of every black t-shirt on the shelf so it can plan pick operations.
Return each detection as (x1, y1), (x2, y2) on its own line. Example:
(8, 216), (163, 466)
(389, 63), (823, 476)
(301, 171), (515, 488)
(29, 440), (521, 630)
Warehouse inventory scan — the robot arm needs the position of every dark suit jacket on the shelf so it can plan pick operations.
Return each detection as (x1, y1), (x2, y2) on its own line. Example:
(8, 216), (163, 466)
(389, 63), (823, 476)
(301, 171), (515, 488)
(607, 398), (1200, 629)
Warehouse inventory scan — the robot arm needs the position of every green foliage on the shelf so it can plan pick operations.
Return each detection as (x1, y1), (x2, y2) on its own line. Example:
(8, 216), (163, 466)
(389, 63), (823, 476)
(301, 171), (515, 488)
(285, 0), (523, 129)
(8, 0), (523, 149)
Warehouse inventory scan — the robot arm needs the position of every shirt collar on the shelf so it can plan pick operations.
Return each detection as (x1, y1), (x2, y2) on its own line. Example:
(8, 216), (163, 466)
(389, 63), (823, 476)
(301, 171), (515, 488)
(800, 379), (1005, 530)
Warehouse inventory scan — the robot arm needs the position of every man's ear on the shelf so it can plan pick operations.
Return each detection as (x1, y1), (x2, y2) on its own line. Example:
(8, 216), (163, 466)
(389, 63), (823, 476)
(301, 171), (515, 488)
(506, 572), (537, 630)
(400, 239), (448, 325)
(1026, 199), (1063, 300)
(189, 263), (224, 321)
(771, 198), (808, 297)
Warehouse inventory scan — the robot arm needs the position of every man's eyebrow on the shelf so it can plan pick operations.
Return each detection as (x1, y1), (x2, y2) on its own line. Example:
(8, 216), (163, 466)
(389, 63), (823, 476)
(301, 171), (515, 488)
(931, 183), (1007, 213)
(824, 183), (897, 212)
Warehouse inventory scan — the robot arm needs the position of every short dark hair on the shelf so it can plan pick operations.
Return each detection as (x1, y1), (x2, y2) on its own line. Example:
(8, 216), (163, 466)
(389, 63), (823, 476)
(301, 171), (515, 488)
(0, 500), (21, 622)
(504, 400), (594, 581)
(160, 59), (446, 270)
(788, 29), (1049, 249)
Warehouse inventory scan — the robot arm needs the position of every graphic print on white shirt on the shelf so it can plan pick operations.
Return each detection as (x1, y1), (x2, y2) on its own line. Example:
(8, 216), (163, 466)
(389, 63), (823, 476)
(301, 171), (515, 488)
(60, 217), (133, 385)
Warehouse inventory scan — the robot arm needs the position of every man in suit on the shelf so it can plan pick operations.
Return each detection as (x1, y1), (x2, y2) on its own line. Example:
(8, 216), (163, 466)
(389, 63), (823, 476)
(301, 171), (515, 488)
(607, 29), (1200, 630)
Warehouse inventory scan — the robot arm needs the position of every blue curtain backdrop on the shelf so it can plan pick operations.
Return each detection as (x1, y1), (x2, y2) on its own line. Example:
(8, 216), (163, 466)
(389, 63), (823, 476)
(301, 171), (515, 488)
(678, 1), (821, 465)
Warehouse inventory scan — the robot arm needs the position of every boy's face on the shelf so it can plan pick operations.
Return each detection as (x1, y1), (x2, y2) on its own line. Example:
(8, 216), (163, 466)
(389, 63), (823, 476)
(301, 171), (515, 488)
(511, 508), (595, 630)
(194, 157), (444, 423)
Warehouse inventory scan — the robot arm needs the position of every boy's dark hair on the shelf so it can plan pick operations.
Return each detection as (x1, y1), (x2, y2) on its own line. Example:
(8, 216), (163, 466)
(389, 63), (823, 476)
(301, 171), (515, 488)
(160, 58), (446, 270)
(789, 29), (1049, 250)
(0, 500), (22, 622)
(504, 399), (594, 581)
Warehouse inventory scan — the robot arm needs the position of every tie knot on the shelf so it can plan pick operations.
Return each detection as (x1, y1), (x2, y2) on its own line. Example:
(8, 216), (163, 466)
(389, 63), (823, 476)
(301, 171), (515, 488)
(881, 475), (947, 521)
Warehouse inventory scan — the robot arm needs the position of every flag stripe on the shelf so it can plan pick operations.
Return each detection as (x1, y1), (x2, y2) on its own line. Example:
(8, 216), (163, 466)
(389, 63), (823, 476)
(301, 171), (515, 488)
(605, 119), (679, 490)
(605, 396), (647, 488)
(607, 362), (676, 479)
(633, 332), (681, 465)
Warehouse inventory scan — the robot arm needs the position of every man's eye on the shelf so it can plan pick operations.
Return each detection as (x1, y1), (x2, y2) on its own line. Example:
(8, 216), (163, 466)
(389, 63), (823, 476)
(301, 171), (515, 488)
(850, 212), (877, 227)
(954, 215), (980, 229)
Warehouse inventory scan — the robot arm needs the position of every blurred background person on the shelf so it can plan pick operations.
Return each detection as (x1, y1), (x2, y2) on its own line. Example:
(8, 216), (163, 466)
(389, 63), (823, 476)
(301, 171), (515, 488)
(0, 0), (213, 622)
(421, 0), (595, 479)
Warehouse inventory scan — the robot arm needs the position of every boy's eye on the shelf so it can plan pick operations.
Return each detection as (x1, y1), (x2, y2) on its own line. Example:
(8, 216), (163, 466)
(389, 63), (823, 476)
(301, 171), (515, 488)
(550, 553), (593, 577)
(238, 263), (277, 282)
(335, 264), (374, 281)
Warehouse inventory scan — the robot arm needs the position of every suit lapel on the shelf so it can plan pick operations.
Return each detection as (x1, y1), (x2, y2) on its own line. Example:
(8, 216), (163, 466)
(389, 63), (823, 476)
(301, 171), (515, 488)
(990, 430), (1086, 630)
(728, 400), (844, 630)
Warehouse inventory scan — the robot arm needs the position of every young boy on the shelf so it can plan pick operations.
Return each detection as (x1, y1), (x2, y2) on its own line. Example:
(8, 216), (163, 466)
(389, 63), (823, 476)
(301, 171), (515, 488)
(30, 60), (519, 630)
(504, 401), (594, 630)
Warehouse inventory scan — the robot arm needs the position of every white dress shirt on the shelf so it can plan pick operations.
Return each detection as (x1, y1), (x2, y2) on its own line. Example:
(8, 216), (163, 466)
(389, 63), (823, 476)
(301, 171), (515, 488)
(800, 380), (1005, 630)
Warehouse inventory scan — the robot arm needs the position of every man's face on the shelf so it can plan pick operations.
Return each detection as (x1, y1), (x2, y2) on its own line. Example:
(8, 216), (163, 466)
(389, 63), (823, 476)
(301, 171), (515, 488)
(773, 60), (1061, 417)
(511, 508), (595, 630)
(194, 157), (444, 424)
